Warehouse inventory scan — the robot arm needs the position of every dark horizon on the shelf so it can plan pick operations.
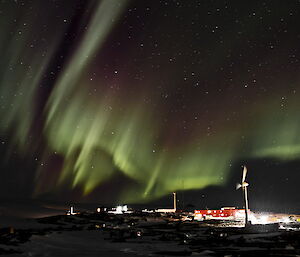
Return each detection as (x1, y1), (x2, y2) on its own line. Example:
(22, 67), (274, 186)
(0, 157), (298, 215)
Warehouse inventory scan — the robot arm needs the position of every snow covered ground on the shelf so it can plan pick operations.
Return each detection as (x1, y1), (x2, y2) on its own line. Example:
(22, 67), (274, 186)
(0, 210), (298, 256)
(4, 229), (195, 257)
(9, 231), (141, 257)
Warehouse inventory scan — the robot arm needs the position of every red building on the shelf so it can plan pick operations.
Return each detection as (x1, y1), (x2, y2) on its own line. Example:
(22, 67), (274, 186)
(194, 207), (246, 220)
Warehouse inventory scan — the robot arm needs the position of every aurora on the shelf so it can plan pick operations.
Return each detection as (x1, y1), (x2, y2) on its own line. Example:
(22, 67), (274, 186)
(0, 0), (299, 205)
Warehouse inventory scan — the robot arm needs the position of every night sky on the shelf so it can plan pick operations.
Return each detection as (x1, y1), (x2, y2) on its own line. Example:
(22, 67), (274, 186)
(0, 0), (299, 211)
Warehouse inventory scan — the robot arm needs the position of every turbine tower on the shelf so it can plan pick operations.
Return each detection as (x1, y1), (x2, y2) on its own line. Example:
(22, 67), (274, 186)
(236, 166), (250, 226)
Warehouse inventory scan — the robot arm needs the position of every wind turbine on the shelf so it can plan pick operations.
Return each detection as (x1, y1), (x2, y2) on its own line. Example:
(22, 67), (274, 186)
(236, 166), (250, 226)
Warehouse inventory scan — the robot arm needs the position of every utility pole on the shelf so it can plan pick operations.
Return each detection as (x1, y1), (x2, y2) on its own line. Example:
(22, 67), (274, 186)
(173, 192), (177, 212)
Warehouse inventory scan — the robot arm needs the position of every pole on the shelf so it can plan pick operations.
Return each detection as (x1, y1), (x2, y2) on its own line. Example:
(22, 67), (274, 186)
(182, 180), (185, 210)
(173, 192), (177, 212)
(243, 187), (249, 226)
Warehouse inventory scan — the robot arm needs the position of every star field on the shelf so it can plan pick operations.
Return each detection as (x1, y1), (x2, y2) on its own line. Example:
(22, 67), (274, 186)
(0, 0), (299, 207)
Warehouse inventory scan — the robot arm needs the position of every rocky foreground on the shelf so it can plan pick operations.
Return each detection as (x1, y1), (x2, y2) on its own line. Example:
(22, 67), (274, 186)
(0, 211), (299, 256)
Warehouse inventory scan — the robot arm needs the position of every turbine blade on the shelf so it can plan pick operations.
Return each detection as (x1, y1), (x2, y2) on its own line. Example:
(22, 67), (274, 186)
(236, 183), (242, 190)
(242, 166), (247, 183)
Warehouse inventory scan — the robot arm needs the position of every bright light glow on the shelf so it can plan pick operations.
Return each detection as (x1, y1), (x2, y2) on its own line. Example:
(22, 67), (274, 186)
(281, 217), (291, 223)
(194, 214), (203, 221)
(116, 206), (123, 213)
(112, 205), (128, 214)
(260, 215), (269, 224)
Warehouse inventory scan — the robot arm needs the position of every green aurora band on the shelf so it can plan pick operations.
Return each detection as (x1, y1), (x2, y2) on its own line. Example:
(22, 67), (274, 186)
(1, 0), (300, 203)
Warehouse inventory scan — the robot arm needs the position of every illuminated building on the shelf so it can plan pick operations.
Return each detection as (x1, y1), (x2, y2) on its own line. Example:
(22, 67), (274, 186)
(194, 207), (246, 220)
